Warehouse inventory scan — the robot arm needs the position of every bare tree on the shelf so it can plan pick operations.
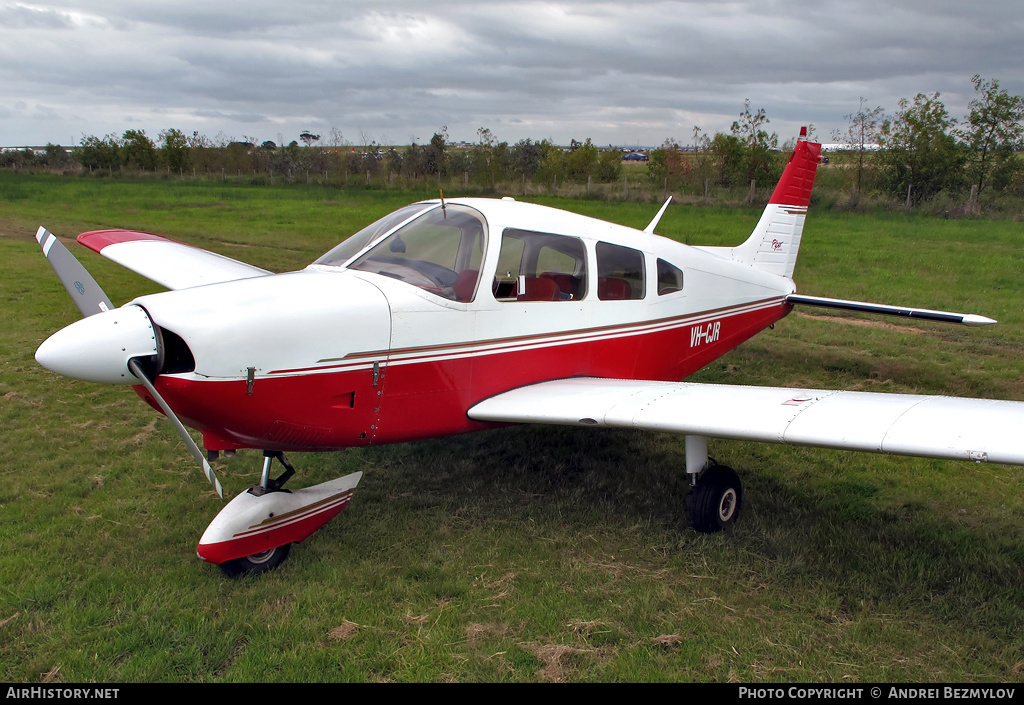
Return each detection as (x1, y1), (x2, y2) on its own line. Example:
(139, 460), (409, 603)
(832, 98), (885, 196)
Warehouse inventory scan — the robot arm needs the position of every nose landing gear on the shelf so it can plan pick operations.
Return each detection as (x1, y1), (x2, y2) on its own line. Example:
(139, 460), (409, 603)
(196, 455), (363, 578)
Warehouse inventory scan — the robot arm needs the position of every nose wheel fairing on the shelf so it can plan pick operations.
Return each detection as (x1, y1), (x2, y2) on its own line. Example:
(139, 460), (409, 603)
(196, 471), (363, 567)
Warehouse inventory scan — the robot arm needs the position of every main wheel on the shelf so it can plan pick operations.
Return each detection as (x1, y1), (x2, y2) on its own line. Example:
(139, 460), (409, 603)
(218, 543), (292, 578)
(689, 466), (742, 533)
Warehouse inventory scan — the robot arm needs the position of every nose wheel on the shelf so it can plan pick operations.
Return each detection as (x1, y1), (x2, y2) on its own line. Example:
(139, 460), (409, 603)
(217, 543), (292, 578)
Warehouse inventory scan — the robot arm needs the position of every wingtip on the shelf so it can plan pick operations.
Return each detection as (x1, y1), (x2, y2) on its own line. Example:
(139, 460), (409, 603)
(961, 314), (998, 327)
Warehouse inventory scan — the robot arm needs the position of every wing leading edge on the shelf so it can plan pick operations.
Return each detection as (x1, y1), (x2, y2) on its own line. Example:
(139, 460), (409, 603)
(78, 230), (271, 290)
(468, 378), (1024, 466)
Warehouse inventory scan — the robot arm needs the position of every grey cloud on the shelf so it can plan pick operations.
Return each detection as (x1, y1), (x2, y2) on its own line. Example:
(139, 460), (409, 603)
(0, 3), (74, 29)
(1, 0), (1022, 146)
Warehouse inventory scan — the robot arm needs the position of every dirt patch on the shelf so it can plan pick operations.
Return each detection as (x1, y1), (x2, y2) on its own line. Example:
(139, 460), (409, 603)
(524, 643), (592, 682)
(795, 311), (926, 335)
(328, 620), (361, 641)
(465, 622), (511, 644)
(128, 419), (158, 445)
(652, 634), (684, 648)
(3, 391), (42, 407)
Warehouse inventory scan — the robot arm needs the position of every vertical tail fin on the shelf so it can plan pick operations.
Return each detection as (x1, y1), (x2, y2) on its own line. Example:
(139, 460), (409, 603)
(712, 131), (822, 279)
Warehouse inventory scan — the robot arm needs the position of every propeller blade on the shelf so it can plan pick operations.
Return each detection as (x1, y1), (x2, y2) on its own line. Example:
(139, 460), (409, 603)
(127, 358), (225, 499)
(35, 227), (114, 317)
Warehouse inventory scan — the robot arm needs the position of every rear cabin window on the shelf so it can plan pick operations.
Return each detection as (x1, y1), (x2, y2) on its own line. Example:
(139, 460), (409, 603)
(493, 229), (587, 302)
(657, 258), (684, 295)
(596, 242), (645, 300)
(347, 205), (486, 302)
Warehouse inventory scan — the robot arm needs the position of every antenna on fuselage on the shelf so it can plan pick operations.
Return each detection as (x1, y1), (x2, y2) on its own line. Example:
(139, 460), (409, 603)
(440, 188), (446, 218)
(644, 197), (672, 234)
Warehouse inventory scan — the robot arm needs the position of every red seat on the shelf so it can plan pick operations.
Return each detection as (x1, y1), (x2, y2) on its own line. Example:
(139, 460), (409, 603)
(541, 272), (580, 300)
(597, 277), (632, 300)
(453, 270), (479, 301)
(518, 277), (560, 301)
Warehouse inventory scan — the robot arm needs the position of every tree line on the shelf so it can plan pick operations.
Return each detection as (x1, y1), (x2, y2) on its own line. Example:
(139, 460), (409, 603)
(648, 76), (1024, 208)
(2, 125), (625, 190)
(3, 75), (1022, 211)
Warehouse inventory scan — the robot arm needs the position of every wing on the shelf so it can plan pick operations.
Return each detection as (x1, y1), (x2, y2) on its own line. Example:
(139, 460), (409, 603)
(78, 230), (271, 290)
(468, 378), (1024, 466)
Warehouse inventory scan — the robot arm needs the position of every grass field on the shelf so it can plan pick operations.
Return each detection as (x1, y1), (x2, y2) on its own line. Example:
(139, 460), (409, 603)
(2, 174), (1023, 683)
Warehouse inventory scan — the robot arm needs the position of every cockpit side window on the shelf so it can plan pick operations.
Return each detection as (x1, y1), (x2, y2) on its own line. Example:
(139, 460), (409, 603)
(315, 203), (434, 267)
(348, 205), (486, 301)
(596, 242), (645, 300)
(493, 228), (587, 302)
(657, 258), (684, 295)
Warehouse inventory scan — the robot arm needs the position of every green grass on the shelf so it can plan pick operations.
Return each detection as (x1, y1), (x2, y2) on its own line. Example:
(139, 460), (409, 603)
(2, 174), (1024, 682)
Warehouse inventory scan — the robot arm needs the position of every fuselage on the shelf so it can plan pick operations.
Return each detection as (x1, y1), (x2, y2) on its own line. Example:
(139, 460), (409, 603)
(126, 197), (794, 452)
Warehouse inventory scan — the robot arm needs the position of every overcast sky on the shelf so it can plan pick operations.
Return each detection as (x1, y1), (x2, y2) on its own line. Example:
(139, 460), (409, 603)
(2, 0), (1022, 148)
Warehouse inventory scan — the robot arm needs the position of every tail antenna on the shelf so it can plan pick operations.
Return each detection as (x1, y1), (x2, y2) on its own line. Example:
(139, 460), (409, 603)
(798, 126), (808, 142)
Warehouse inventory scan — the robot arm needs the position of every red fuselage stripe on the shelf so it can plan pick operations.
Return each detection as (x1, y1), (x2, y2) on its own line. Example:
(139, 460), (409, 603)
(144, 299), (790, 451)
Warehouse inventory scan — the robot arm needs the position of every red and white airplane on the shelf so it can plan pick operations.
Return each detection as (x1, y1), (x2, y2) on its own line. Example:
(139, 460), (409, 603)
(33, 130), (1024, 577)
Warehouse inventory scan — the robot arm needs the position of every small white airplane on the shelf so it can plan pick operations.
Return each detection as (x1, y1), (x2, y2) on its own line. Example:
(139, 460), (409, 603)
(33, 128), (1024, 577)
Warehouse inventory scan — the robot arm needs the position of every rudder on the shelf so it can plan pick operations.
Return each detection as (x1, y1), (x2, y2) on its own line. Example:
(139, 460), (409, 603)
(713, 132), (822, 279)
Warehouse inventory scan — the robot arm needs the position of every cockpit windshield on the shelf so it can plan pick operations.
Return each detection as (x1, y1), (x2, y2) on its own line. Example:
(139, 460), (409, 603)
(346, 205), (487, 302)
(315, 203), (434, 267)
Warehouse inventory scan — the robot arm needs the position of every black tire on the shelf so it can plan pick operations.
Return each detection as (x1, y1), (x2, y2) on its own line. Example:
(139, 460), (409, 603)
(218, 543), (292, 578)
(690, 466), (742, 533)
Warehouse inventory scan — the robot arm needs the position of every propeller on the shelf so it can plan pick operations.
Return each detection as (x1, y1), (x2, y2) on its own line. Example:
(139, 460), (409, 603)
(35, 227), (114, 316)
(127, 358), (224, 499)
(35, 226), (224, 499)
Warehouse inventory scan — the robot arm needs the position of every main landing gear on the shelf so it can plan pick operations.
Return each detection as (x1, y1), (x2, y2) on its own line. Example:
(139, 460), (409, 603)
(196, 451), (363, 578)
(684, 435), (743, 533)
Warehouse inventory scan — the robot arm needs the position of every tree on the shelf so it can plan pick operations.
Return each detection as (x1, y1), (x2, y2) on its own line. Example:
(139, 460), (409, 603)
(730, 99), (778, 182)
(43, 143), (73, 169)
(423, 126), (449, 178)
(75, 133), (121, 171)
(879, 92), (965, 202)
(595, 147), (622, 183)
(472, 127), (498, 188)
(710, 132), (744, 188)
(832, 98), (885, 194)
(565, 138), (599, 183)
(121, 129), (158, 171)
(648, 137), (689, 188)
(159, 128), (190, 172)
(536, 140), (567, 185)
(959, 75), (1024, 196)
(299, 131), (321, 147)
(509, 138), (543, 179)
